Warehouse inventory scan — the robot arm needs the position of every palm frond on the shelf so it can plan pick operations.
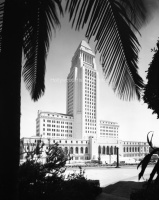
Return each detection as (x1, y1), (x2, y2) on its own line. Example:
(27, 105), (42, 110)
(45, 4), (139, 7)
(22, 0), (63, 101)
(66, 0), (146, 100)
(137, 153), (152, 180)
(147, 131), (154, 149)
(148, 159), (159, 185)
(119, 0), (148, 29)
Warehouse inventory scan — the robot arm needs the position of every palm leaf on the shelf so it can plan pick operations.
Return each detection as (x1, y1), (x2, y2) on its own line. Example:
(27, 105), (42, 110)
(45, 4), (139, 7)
(137, 153), (152, 180)
(65, 0), (148, 100)
(148, 159), (159, 185)
(22, 0), (63, 101)
(147, 131), (154, 149)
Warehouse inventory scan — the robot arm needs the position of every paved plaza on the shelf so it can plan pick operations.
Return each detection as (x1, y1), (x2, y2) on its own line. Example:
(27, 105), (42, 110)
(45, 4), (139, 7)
(65, 165), (154, 187)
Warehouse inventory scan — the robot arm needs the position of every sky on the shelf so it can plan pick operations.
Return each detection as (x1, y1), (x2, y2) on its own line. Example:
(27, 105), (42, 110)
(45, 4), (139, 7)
(21, 2), (159, 145)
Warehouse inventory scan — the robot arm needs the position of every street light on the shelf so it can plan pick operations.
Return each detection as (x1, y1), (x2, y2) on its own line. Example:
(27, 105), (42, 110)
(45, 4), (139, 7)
(116, 141), (120, 168)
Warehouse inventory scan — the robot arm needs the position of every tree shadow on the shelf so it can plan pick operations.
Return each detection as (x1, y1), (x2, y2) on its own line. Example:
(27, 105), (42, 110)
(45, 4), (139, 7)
(102, 181), (145, 199)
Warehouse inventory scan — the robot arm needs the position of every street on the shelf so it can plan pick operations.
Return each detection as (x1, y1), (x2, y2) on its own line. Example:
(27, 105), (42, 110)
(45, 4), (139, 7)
(65, 165), (154, 187)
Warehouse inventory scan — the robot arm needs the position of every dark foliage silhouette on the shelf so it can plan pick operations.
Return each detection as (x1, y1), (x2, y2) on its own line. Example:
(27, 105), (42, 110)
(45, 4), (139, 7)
(137, 132), (159, 185)
(130, 132), (159, 199)
(0, 1), (63, 199)
(143, 39), (159, 118)
(19, 142), (101, 200)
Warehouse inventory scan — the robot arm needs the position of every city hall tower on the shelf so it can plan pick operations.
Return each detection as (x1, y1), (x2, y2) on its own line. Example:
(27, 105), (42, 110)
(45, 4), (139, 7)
(66, 41), (99, 139)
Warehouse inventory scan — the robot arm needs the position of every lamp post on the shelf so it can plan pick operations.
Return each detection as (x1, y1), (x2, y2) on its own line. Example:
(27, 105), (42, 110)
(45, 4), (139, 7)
(98, 151), (101, 164)
(116, 141), (120, 168)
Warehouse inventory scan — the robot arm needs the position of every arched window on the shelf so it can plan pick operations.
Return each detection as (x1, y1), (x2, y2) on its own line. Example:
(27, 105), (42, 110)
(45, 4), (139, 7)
(127, 147), (129, 152)
(130, 147), (131, 152)
(70, 147), (73, 154)
(114, 146), (117, 155)
(64, 147), (68, 154)
(138, 147), (140, 152)
(98, 146), (101, 154)
(132, 147), (134, 152)
(80, 147), (83, 154)
(110, 146), (113, 155)
(107, 146), (109, 155)
(75, 147), (78, 154)
(85, 147), (88, 154)
(123, 147), (125, 152)
(102, 146), (105, 154)
(105, 146), (107, 155)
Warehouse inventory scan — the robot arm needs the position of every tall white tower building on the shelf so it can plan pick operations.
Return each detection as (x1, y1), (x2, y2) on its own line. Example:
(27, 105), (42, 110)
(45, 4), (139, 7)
(24, 40), (148, 164)
(66, 41), (99, 139)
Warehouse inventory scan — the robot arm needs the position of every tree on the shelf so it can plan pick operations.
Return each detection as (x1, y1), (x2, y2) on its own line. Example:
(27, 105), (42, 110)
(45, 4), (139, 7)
(0, 1), (63, 199)
(19, 142), (68, 200)
(143, 39), (159, 118)
(0, 0), (151, 199)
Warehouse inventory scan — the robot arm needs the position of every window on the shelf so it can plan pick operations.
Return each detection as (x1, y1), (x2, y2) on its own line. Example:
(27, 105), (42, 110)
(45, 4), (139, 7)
(70, 147), (73, 154)
(75, 147), (78, 154)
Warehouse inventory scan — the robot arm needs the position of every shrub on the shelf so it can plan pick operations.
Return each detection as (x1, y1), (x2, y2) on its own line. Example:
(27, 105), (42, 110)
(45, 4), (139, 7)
(59, 167), (102, 200)
(130, 132), (159, 200)
(19, 142), (102, 200)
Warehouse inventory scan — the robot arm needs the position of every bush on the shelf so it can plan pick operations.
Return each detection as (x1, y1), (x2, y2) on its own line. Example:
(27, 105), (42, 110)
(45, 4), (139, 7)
(19, 142), (102, 200)
(59, 167), (102, 200)
(19, 160), (65, 200)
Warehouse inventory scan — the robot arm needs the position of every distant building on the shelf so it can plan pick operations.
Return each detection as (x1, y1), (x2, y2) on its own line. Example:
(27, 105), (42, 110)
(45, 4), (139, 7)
(36, 111), (74, 139)
(21, 41), (148, 163)
(122, 141), (149, 158)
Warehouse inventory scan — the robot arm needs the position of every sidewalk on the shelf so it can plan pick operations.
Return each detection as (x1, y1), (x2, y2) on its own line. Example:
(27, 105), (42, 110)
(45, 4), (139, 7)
(97, 192), (128, 200)
(96, 177), (146, 200)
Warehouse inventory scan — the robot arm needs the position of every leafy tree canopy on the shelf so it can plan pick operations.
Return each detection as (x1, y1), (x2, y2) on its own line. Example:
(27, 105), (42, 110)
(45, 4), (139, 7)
(143, 39), (159, 118)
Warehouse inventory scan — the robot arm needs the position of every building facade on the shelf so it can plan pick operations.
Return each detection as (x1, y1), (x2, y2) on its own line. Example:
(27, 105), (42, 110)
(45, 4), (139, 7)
(21, 41), (149, 163)
(122, 141), (149, 158)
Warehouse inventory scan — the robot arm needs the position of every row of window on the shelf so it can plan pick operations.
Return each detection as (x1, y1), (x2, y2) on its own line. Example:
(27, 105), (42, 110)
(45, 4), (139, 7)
(98, 146), (117, 155)
(100, 121), (118, 125)
(85, 131), (96, 134)
(100, 126), (118, 129)
(85, 115), (96, 119)
(64, 146), (88, 154)
(42, 115), (72, 119)
(44, 120), (72, 125)
(123, 147), (142, 152)
(85, 101), (96, 105)
(85, 69), (96, 77)
(45, 125), (73, 129)
(43, 133), (73, 137)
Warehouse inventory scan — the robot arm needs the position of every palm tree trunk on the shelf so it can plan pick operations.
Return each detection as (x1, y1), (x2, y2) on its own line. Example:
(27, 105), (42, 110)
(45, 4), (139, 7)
(0, 1), (23, 199)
